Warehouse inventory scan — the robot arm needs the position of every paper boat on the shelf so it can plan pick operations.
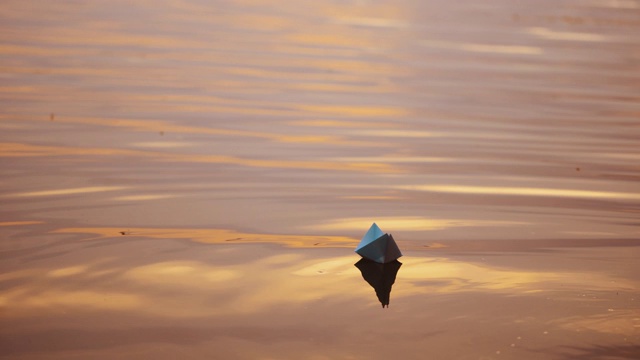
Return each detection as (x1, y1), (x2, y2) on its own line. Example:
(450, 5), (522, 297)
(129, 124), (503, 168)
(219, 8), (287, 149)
(354, 223), (402, 263)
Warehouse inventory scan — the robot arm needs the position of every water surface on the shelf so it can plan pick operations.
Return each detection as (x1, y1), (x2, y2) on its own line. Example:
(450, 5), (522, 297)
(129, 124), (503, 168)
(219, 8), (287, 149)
(1, 0), (639, 359)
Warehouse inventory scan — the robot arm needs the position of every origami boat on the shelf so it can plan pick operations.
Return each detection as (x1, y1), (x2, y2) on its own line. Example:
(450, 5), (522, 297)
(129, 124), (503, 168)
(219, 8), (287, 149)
(354, 223), (402, 263)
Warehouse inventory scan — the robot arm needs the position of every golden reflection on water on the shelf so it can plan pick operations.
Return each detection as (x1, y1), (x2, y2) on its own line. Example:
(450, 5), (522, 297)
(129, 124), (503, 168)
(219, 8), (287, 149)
(9, 186), (127, 198)
(113, 194), (176, 201)
(527, 27), (608, 42)
(53, 227), (358, 248)
(1, 251), (635, 320)
(295, 104), (408, 118)
(0, 142), (395, 173)
(0, 289), (142, 314)
(397, 184), (640, 201)
(0, 221), (43, 226)
(310, 216), (523, 232)
(421, 40), (544, 55)
(1, 256), (364, 318)
(399, 257), (634, 293)
(289, 119), (399, 128)
(8, 115), (352, 145)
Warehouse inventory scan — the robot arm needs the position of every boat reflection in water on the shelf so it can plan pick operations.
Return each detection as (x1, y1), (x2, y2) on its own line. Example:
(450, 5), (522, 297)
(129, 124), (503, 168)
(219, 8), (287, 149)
(354, 258), (402, 308)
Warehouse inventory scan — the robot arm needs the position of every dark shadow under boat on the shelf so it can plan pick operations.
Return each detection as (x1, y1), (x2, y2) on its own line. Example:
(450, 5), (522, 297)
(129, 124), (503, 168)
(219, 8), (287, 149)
(354, 258), (402, 308)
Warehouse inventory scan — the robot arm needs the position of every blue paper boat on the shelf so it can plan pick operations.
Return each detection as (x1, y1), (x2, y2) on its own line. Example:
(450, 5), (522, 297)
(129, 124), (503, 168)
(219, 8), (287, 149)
(355, 223), (402, 263)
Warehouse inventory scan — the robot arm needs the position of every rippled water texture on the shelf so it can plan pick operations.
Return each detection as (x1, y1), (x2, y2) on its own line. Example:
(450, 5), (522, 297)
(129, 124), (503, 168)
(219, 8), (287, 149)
(1, 0), (639, 359)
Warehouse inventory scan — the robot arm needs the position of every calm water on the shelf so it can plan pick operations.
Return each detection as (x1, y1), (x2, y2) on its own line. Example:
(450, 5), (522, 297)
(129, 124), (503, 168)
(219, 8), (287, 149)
(1, 1), (639, 359)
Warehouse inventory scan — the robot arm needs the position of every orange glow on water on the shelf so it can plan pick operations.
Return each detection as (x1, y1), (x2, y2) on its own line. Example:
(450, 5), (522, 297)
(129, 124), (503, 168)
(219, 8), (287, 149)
(53, 226), (358, 249)
(397, 184), (640, 201)
(0, 142), (396, 173)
